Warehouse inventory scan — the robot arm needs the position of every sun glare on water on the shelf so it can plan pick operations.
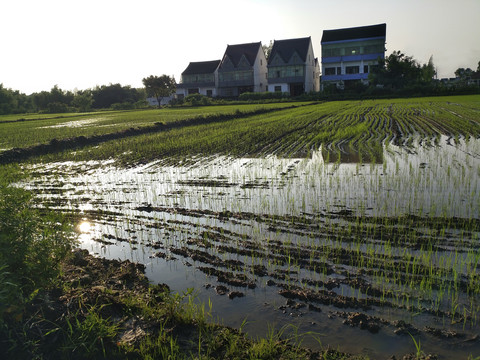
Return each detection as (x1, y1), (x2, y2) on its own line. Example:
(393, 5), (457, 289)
(78, 220), (91, 233)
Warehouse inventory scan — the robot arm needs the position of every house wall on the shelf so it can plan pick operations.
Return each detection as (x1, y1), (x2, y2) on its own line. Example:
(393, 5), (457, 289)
(304, 40), (318, 92)
(321, 36), (385, 89)
(147, 96), (174, 106)
(253, 46), (268, 92)
(267, 83), (289, 92)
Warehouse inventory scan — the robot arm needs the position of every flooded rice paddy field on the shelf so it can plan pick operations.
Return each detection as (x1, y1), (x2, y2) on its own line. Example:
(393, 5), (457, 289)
(23, 136), (480, 359)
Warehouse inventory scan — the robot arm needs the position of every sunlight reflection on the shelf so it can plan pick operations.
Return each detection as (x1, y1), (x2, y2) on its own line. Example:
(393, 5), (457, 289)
(78, 220), (91, 233)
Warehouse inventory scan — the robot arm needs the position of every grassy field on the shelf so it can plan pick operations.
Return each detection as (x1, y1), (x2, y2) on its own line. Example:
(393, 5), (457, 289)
(1, 95), (478, 165)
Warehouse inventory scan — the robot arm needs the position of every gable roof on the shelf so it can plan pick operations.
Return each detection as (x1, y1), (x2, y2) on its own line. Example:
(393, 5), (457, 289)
(268, 37), (311, 65)
(321, 23), (386, 43)
(222, 42), (262, 67)
(181, 60), (221, 75)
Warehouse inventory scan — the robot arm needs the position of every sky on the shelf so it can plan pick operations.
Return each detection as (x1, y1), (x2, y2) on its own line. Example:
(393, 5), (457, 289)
(1, 0), (479, 95)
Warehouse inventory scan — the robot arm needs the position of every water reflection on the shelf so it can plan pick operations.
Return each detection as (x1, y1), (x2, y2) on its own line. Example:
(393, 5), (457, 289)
(78, 220), (91, 233)
(19, 137), (480, 359)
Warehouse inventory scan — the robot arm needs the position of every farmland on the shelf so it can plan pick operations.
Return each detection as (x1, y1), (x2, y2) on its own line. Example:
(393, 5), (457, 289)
(2, 95), (480, 359)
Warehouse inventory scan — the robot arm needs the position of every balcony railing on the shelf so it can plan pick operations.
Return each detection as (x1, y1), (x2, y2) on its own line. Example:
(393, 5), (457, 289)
(268, 75), (304, 84)
(218, 78), (254, 87)
(177, 81), (215, 88)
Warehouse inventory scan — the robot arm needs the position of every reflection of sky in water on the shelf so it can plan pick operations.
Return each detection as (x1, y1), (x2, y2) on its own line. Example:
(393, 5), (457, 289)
(27, 136), (478, 219)
(19, 137), (480, 360)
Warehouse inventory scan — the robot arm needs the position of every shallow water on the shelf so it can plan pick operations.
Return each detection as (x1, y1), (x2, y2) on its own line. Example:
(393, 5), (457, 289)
(22, 137), (480, 359)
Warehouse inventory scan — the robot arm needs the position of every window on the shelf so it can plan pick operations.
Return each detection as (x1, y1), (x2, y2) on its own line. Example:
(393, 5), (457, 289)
(346, 66), (360, 74)
(337, 67), (342, 75)
(274, 86), (282, 92)
(322, 47), (341, 57)
(325, 67), (336, 75)
(345, 46), (360, 55)
(206, 90), (213, 97)
(364, 65), (369, 74)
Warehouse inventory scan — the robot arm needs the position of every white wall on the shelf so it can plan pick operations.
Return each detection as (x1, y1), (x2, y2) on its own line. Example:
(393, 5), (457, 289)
(304, 40), (318, 92)
(147, 96), (174, 106)
(253, 46), (268, 92)
(267, 83), (288, 92)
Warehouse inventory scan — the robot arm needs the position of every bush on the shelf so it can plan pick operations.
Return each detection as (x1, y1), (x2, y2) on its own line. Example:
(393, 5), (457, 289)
(238, 91), (289, 101)
(184, 93), (212, 106)
(0, 181), (76, 304)
(111, 101), (135, 110)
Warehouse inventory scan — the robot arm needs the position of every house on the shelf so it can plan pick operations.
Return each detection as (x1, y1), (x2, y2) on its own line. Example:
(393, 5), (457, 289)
(146, 96), (175, 107)
(176, 60), (221, 99)
(217, 42), (268, 97)
(321, 23), (386, 90)
(267, 37), (320, 95)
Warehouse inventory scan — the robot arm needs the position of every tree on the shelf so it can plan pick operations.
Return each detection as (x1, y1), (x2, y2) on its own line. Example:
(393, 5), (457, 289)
(477, 61), (480, 73)
(421, 56), (436, 83)
(72, 91), (93, 112)
(142, 75), (176, 108)
(369, 50), (433, 89)
(454, 67), (474, 80)
(262, 40), (273, 61)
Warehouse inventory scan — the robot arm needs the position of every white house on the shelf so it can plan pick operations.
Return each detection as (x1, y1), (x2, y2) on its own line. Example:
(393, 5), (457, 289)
(267, 37), (320, 95)
(217, 42), (268, 97)
(176, 60), (221, 99)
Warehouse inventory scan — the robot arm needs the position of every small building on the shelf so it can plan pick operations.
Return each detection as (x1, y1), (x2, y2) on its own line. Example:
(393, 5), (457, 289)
(176, 60), (221, 99)
(267, 37), (320, 96)
(321, 23), (386, 90)
(217, 42), (268, 97)
(146, 96), (175, 107)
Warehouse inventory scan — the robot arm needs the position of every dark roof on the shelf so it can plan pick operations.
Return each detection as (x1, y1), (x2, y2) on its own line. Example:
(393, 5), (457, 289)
(268, 37), (311, 65)
(223, 42), (262, 67)
(321, 23), (386, 43)
(181, 60), (221, 75)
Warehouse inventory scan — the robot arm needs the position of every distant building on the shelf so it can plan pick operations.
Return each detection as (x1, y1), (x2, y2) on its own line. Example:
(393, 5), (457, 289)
(267, 37), (320, 96)
(176, 60), (221, 99)
(146, 96), (175, 107)
(217, 42), (268, 97)
(321, 23), (386, 90)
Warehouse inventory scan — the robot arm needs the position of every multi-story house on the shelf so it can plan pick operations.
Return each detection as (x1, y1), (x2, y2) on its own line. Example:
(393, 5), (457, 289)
(267, 37), (320, 96)
(217, 42), (267, 97)
(321, 23), (386, 90)
(176, 60), (221, 98)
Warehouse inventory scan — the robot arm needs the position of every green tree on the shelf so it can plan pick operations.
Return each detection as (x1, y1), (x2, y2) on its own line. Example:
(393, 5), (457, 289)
(454, 67), (474, 80)
(142, 75), (176, 108)
(421, 56), (436, 83)
(369, 50), (434, 89)
(262, 40), (273, 61)
(72, 91), (93, 112)
(0, 84), (15, 115)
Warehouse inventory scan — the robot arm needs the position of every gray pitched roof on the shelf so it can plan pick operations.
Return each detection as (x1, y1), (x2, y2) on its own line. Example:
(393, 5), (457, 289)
(222, 42), (262, 67)
(321, 23), (386, 43)
(181, 60), (221, 75)
(268, 37), (311, 65)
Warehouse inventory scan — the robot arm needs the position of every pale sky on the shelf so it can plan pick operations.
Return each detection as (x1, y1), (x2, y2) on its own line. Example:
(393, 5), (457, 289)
(1, 0), (479, 95)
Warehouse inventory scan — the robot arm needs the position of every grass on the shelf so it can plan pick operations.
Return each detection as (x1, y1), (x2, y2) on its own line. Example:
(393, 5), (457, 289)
(0, 167), (369, 359)
(3, 95), (472, 166)
(2, 94), (480, 359)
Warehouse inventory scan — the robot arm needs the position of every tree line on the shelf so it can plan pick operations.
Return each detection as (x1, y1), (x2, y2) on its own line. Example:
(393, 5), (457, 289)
(1, 53), (479, 115)
(321, 52), (480, 99)
(0, 83), (149, 115)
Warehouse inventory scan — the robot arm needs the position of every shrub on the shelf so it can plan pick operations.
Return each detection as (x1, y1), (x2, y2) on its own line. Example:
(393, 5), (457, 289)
(0, 181), (76, 301)
(184, 94), (212, 106)
(238, 91), (289, 101)
(111, 101), (135, 110)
